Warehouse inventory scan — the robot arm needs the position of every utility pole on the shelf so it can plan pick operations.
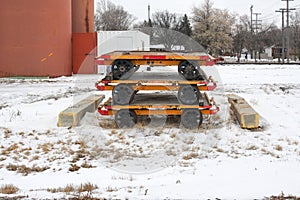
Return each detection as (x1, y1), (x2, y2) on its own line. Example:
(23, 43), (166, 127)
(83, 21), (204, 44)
(281, 0), (296, 63)
(276, 9), (286, 63)
(250, 5), (253, 59)
(148, 4), (150, 22)
(294, 26), (297, 61)
(252, 12), (262, 62)
(250, 5), (253, 33)
(296, 25), (300, 60)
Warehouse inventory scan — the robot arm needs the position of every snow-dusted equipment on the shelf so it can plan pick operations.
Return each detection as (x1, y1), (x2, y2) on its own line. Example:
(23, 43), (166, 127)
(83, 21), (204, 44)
(95, 50), (220, 129)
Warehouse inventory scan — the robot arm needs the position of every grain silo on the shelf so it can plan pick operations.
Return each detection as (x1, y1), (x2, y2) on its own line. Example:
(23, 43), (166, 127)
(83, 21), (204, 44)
(0, 0), (72, 77)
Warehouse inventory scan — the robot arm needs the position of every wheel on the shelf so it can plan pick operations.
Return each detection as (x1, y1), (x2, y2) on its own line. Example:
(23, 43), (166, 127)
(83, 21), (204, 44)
(181, 109), (203, 129)
(112, 60), (134, 80)
(178, 85), (199, 105)
(178, 60), (200, 80)
(115, 110), (137, 128)
(112, 84), (135, 105)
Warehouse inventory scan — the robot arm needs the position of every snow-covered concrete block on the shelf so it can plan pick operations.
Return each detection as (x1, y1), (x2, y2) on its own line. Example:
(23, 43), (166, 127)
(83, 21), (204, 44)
(58, 94), (105, 127)
(227, 94), (259, 129)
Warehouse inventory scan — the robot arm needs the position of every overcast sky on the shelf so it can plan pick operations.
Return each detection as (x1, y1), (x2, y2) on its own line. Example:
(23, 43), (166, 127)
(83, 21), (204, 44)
(96, 0), (300, 27)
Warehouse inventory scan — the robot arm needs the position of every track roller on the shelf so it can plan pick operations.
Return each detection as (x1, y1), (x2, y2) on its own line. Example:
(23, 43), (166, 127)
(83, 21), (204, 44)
(178, 60), (200, 80)
(112, 84), (135, 105)
(178, 84), (200, 105)
(112, 60), (134, 80)
(115, 109), (137, 128)
(180, 109), (203, 129)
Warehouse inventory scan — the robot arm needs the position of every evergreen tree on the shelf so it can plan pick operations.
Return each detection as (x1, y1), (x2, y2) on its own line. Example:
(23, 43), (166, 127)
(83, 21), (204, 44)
(178, 14), (192, 36)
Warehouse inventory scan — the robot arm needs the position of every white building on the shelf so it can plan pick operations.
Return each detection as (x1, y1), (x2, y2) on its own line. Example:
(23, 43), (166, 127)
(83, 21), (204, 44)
(97, 30), (150, 74)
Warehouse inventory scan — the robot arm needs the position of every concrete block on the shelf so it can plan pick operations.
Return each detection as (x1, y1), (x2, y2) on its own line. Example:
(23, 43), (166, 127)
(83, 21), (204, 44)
(227, 94), (259, 129)
(58, 94), (105, 127)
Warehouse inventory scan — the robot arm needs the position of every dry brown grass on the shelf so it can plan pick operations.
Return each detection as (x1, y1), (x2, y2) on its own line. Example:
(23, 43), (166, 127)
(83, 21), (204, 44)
(268, 191), (300, 200)
(56, 140), (65, 145)
(106, 186), (118, 192)
(24, 151), (31, 156)
(60, 146), (69, 152)
(182, 152), (198, 160)
(216, 147), (225, 153)
(275, 145), (283, 151)
(105, 139), (114, 146)
(30, 155), (40, 161)
(81, 161), (95, 169)
(47, 184), (75, 194)
(18, 131), (25, 137)
(4, 129), (12, 139)
(37, 143), (53, 154)
(0, 184), (19, 194)
(47, 182), (98, 196)
(6, 164), (49, 176)
(28, 132), (34, 136)
(183, 137), (194, 145)
(74, 140), (87, 149)
(0, 157), (6, 161)
(78, 183), (98, 194)
(165, 148), (176, 156)
(6, 143), (19, 152)
(261, 148), (279, 158)
(45, 129), (51, 135)
(69, 164), (80, 172)
(246, 145), (259, 150)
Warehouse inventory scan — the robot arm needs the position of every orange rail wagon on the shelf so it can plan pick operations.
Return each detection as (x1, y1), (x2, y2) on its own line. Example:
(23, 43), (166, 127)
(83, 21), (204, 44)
(95, 51), (218, 80)
(95, 51), (220, 129)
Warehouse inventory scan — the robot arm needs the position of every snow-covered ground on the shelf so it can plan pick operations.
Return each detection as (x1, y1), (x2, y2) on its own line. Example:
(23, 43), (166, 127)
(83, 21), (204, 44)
(0, 64), (300, 199)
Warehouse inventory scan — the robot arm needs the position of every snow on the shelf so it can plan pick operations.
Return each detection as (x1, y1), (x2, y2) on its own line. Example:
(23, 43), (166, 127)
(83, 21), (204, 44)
(0, 64), (300, 199)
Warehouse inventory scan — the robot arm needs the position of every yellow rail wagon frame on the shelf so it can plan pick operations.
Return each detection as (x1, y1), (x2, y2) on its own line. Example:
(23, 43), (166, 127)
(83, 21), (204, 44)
(95, 77), (217, 91)
(98, 93), (219, 129)
(95, 70), (218, 106)
(95, 51), (218, 80)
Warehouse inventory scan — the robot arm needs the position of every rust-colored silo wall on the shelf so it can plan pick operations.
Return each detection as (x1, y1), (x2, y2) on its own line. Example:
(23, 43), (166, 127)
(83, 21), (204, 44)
(71, 0), (96, 74)
(72, 0), (94, 33)
(72, 33), (97, 74)
(0, 0), (72, 77)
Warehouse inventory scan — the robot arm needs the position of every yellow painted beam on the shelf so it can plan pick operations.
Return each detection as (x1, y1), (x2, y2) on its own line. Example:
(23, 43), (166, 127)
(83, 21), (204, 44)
(58, 94), (105, 127)
(227, 94), (259, 129)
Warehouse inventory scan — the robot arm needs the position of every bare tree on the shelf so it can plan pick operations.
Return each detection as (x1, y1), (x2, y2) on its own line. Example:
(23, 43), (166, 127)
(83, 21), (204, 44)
(95, 0), (136, 31)
(291, 10), (300, 60)
(145, 11), (196, 51)
(232, 14), (281, 61)
(149, 10), (180, 50)
(192, 0), (235, 55)
(232, 15), (252, 62)
(152, 10), (178, 29)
